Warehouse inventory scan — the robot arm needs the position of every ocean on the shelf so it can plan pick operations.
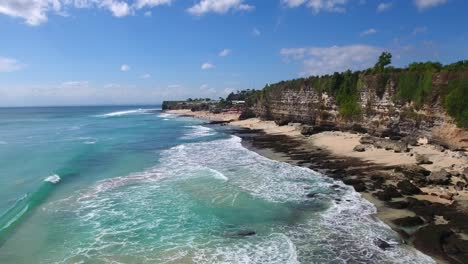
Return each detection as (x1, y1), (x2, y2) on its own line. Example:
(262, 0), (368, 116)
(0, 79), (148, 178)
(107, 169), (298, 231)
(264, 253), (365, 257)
(0, 106), (434, 263)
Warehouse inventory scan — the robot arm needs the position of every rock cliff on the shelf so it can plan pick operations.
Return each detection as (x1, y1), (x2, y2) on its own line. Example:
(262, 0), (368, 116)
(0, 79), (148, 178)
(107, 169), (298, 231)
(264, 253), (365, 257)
(251, 71), (468, 149)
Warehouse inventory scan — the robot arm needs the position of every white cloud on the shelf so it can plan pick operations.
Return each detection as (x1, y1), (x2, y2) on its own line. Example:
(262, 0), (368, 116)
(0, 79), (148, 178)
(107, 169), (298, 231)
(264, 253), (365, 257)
(414, 0), (447, 10)
(218, 49), (231, 57)
(140, 73), (151, 79)
(282, 0), (348, 14)
(0, 57), (24, 72)
(134, 0), (171, 9)
(0, 0), (172, 25)
(360, 28), (377, 36)
(120, 64), (130, 71)
(377, 2), (392, 12)
(144, 10), (152, 16)
(201, 62), (215, 70)
(252, 27), (261, 36)
(187, 0), (254, 16)
(280, 44), (382, 76)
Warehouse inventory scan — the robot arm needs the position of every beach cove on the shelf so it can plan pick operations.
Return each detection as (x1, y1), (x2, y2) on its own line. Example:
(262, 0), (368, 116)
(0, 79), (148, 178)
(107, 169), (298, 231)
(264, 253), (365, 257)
(167, 109), (468, 264)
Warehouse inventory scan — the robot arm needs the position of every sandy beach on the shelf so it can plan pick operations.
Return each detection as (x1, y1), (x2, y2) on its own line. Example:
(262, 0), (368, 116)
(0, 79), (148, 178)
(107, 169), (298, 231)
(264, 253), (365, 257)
(167, 109), (468, 263)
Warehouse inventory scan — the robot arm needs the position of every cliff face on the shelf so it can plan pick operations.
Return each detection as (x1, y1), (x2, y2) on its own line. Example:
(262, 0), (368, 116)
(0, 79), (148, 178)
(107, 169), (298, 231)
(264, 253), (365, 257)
(253, 72), (468, 149)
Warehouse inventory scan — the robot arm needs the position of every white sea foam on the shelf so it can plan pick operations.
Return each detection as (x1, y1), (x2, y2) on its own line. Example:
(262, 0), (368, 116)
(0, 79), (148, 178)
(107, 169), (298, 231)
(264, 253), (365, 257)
(181, 125), (216, 139)
(51, 135), (434, 264)
(158, 113), (176, 119)
(44, 174), (61, 184)
(96, 108), (160, 118)
(207, 168), (229, 181)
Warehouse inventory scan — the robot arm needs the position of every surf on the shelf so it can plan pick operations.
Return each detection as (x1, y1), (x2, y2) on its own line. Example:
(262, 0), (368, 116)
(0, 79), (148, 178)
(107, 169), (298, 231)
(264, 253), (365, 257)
(95, 108), (160, 118)
(0, 175), (61, 243)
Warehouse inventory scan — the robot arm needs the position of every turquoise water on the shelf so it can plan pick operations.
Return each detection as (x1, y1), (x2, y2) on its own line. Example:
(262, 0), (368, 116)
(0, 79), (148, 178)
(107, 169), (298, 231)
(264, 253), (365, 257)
(0, 107), (433, 263)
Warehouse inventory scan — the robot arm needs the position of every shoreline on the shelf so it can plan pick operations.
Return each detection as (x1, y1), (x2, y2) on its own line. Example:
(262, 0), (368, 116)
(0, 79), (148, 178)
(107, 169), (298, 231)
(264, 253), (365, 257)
(167, 109), (468, 264)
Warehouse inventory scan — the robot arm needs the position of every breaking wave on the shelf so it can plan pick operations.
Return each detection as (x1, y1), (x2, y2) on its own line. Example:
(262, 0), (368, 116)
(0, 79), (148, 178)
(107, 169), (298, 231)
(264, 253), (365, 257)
(95, 108), (160, 118)
(47, 136), (434, 263)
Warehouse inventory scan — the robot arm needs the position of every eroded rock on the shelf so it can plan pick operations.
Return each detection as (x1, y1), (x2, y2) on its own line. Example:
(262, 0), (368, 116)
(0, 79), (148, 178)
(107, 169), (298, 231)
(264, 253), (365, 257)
(397, 180), (422, 195)
(428, 169), (451, 185)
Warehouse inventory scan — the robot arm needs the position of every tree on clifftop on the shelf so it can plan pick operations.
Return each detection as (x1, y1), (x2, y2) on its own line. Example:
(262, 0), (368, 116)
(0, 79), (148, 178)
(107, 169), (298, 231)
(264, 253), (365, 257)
(374, 52), (392, 72)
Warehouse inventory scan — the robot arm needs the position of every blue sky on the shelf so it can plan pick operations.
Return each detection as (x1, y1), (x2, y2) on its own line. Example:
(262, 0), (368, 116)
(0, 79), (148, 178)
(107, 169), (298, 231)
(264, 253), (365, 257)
(0, 0), (467, 106)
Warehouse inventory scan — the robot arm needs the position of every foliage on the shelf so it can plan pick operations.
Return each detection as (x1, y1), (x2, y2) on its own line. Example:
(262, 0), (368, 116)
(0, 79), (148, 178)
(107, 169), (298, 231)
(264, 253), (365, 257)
(395, 62), (438, 107)
(444, 77), (468, 129)
(220, 53), (467, 128)
(374, 52), (392, 72)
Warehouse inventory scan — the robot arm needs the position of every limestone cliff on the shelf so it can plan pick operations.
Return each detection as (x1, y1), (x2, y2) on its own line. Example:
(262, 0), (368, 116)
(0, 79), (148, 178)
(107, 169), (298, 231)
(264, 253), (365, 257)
(251, 71), (468, 149)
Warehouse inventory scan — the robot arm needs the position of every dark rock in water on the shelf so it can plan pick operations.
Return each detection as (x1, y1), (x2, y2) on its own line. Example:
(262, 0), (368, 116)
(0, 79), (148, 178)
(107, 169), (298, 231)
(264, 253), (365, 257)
(375, 238), (392, 250)
(306, 192), (318, 198)
(415, 154), (433, 165)
(236, 230), (256, 237)
(428, 169), (451, 185)
(342, 177), (363, 185)
(397, 180), (422, 195)
(413, 225), (454, 261)
(395, 229), (411, 241)
(374, 185), (402, 201)
(393, 216), (424, 227)
(353, 144), (366, 152)
(387, 200), (409, 209)
(353, 182), (366, 192)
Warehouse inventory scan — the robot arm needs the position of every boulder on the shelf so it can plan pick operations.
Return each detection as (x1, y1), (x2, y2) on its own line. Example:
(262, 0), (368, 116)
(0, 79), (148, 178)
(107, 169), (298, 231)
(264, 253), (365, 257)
(353, 145), (366, 152)
(427, 169), (451, 185)
(359, 136), (376, 145)
(415, 154), (433, 165)
(342, 177), (363, 185)
(352, 183), (366, 192)
(455, 181), (466, 191)
(375, 238), (392, 250)
(392, 216), (424, 227)
(275, 118), (290, 126)
(387, 200), (409, 209)
(397, 180), (422, 195)
(300, 125), (315, 136)
(374, 185), (402, 201)
(395, 164), (431, 182)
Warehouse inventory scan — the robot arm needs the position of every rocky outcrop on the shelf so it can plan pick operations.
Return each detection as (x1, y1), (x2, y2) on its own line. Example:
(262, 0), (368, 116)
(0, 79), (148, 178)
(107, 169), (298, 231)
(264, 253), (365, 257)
(250, 72), (468, 149)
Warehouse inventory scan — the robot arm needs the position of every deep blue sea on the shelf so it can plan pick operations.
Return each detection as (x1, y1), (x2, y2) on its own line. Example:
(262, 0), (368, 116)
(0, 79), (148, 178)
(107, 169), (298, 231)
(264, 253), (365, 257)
(0, 106), (433, 263)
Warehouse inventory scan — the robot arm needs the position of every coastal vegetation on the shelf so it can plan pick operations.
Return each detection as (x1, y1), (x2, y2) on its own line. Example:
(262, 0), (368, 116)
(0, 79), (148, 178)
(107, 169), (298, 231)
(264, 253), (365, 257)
(237, 54), (468, 128)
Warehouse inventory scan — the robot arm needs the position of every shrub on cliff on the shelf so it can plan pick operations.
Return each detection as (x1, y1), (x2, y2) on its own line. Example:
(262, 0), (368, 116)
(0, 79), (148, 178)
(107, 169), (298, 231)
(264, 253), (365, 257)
(444, 77), (468, 129)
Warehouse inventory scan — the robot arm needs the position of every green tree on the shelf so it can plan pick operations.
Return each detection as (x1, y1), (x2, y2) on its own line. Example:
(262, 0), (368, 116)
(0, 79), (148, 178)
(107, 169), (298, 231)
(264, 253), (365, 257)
(374, 52), (392, 72)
